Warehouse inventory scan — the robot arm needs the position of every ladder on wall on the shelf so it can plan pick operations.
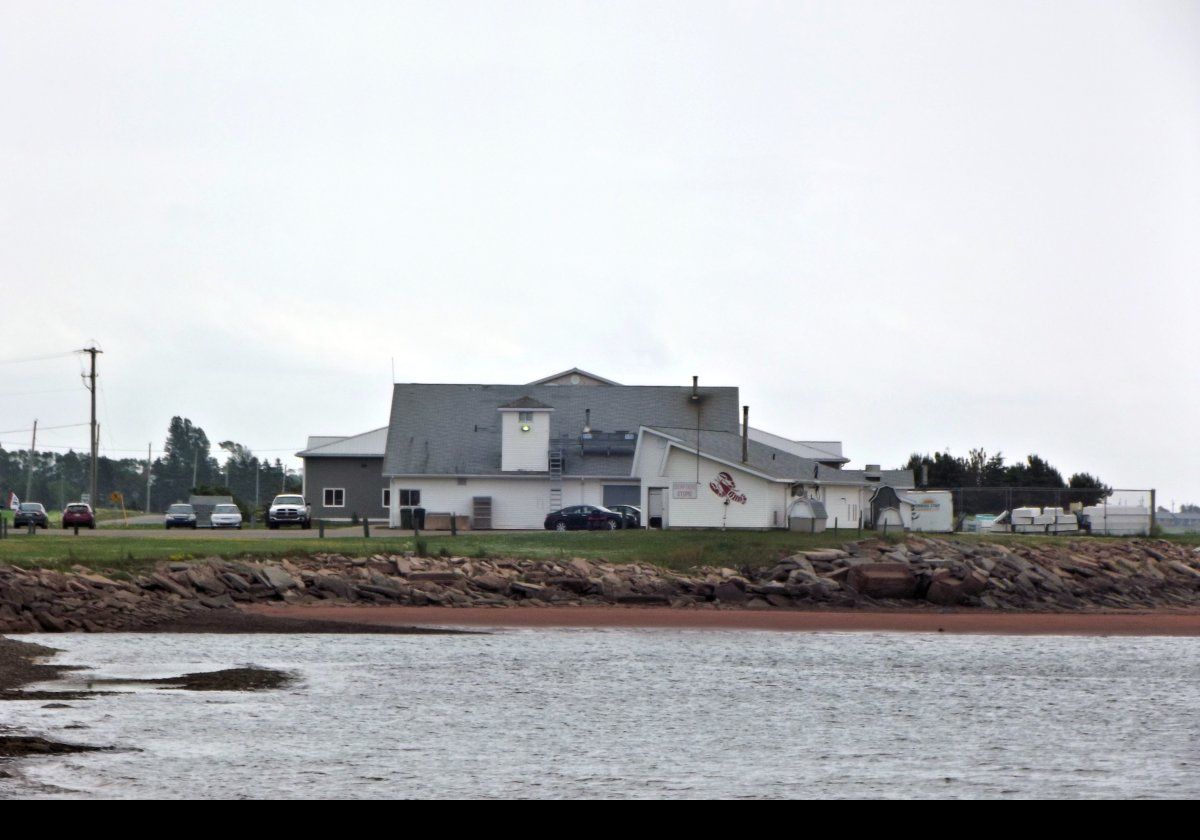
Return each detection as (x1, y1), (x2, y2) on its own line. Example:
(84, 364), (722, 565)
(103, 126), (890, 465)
(548, 443), (564, 511)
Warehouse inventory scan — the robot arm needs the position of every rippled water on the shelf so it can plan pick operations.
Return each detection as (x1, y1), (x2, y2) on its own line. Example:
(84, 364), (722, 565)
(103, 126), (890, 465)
(2, 630), (1198, 799)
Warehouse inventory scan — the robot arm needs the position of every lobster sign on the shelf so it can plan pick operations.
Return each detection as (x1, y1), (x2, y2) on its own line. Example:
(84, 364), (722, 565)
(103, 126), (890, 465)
(708, 471), (747, 505)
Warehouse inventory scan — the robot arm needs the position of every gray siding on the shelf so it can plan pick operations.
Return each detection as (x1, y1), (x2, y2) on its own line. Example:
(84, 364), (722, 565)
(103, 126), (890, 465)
(303, 457), (389, 521)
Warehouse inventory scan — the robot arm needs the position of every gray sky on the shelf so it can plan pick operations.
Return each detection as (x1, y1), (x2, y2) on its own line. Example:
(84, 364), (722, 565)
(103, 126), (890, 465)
(1, 1), (1197, 505)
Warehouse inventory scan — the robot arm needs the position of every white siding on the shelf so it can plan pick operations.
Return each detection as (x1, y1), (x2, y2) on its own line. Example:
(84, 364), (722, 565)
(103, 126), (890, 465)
(657, 448), (785, 529)
(500, 410), (550, 472)
(387, 476), (625, 530)
(817, 483), (869, 529)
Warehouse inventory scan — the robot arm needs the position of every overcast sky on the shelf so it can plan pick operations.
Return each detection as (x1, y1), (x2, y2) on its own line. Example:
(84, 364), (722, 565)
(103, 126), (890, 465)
(1, 1), (1197, 505)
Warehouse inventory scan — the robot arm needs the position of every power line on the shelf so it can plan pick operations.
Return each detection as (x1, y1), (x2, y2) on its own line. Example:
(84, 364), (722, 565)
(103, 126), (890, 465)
(0, 386), (88, 398)
(0, 351), (77, 366)
(0, 422), (90, 435)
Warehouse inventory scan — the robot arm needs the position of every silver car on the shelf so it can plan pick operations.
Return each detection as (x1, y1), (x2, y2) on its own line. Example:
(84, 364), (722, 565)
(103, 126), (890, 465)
(210, 503), (243, 530)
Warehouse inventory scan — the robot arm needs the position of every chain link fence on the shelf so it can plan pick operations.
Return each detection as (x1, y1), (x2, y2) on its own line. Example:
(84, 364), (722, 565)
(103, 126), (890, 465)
(927, 486), (1164, 536)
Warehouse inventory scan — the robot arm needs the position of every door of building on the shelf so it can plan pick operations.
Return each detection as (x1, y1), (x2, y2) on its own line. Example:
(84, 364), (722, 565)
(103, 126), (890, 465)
(647, 488), (664, 529)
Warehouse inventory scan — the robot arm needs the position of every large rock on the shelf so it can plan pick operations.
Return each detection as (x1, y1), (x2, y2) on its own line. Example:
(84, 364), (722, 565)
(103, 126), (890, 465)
(846, 564), (917, 599)
(713, 580), (747, 603)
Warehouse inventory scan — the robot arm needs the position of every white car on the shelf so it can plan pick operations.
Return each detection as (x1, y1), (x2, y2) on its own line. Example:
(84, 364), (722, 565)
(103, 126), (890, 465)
(210, 503), (244, 530)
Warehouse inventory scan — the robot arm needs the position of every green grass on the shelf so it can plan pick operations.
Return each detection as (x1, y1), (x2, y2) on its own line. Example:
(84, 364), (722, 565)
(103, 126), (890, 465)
(0, 528), (1196, 576)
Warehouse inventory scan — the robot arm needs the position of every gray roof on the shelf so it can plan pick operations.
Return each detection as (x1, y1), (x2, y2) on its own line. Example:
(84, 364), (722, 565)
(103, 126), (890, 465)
(298, 427), (388, 458)
(526, 367), (622, 386)
(498, 396), (554, 410)
(648, 426), (823, 481)
(647, 427), (914, 487)
(383, 383), (739, 477)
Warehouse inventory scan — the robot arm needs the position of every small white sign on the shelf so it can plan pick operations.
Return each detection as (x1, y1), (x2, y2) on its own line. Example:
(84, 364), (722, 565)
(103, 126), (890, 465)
(672, 482), (698, 500)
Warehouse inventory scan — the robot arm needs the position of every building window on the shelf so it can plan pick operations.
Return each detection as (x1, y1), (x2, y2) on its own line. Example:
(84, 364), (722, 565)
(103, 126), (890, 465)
(382, 489), (391, 509)
(518, 412), (534, 423)
(398, 489), (421, 506)
(323, 488), (345, 508)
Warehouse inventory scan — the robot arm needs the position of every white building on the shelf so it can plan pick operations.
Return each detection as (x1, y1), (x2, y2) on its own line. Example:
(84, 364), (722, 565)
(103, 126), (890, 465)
(304, 368), (914, 531)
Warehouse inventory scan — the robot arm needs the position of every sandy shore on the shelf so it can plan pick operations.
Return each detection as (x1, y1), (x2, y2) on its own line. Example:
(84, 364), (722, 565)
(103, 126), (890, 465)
(240, 604), (1200, 636)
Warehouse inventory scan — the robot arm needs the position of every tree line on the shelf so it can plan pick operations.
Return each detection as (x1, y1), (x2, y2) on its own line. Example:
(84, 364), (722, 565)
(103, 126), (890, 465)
(902, 449), (1114, 516)
(0, 416), (301, 514)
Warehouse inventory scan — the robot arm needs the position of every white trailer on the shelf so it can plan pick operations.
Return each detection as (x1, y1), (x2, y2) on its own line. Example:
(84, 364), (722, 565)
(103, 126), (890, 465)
(899, 491), (954, 533)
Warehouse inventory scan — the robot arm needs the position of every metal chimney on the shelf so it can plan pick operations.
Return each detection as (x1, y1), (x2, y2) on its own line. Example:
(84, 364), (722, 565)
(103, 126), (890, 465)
(742, 406), (749, 463)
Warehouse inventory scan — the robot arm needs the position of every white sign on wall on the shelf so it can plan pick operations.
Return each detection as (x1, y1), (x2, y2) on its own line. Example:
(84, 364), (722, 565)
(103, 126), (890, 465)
(672, 482), (699, 500)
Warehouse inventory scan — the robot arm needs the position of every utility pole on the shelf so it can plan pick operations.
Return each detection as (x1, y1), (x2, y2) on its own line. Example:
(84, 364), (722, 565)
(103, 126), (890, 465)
(80, 346), (102, 507)
(254, 459), (260, 508)
(192, 450), (198, 490)
(145, 443), (152, 513)
(24, 419), (37, 500)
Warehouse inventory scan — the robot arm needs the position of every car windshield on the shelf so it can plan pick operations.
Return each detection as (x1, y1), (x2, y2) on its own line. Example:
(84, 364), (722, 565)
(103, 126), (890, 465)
(213, 505), (239, 514)
(19, 503), (43, 512)
(274, 496), (305, 506)
(167, 505), (193, 514)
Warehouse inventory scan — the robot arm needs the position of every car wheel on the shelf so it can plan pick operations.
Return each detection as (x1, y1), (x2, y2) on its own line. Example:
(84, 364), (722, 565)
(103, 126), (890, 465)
(88, 522), (95, 530)
(554, 521), (568, 532)
(606, 519), (619, 531)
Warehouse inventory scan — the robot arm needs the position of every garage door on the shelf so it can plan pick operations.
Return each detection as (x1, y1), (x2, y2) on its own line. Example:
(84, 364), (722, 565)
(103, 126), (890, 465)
(603, 485), (640, 507)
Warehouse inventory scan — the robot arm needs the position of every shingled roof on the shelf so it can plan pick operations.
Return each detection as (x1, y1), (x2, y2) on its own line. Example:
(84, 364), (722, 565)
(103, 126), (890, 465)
(383, 383), (739, 477)
(497, 396), (554, 410)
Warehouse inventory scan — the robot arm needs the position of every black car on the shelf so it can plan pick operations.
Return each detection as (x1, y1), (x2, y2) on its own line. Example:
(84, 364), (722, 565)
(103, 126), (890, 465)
(544, 505), (636, 531)
(14, 502), (50, 529)
(608, 505), (642, 527)
(164, 503), (198, 529)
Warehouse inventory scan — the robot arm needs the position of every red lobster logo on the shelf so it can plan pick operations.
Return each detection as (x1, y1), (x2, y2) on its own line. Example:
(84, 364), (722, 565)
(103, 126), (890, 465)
(708, 471), (747, 504)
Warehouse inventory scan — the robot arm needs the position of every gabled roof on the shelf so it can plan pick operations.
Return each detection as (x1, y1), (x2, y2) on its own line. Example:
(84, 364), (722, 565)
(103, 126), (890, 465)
(643, 426), (914, 487)
(297, 427), (388, 458)
(305, 435), (345, 450)
(498, 396), (554, 410)
(383, 383), (738, 477)
(745, 427), (849, 464)
(645, 426), (825, 482)
(526, 368), (622, 387)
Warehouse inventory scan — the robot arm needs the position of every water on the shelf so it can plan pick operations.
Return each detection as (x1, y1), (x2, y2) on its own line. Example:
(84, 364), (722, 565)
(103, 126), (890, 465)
(2, 630), (1198, 799)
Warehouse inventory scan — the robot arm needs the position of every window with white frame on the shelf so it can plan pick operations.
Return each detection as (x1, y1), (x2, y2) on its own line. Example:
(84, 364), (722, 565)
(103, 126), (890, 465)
(518, 411), (534, 423)
(397, 489), (421, 506)
(382, 488), (391, 509)
(323, 488), (345, 508)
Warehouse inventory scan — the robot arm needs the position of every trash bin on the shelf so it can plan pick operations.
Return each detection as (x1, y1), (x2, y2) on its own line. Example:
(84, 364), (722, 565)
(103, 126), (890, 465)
(413, 508), (426, 529)
(400, 508), (414, 529)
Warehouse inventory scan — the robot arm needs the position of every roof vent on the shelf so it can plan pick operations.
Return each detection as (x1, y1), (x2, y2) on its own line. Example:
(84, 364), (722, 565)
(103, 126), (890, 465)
(865, 464), (882, 481)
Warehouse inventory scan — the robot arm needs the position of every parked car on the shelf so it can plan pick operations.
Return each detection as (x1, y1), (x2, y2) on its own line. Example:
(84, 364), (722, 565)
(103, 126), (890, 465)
(267, 494), (311, 530)
(608, 505), (642, 527)
(544, 505), (637, 531)
(13, 502), (49, 529)
(164, 503), (198, 529)
(62, 502), (96, 530)
(210, 503), (243, 530)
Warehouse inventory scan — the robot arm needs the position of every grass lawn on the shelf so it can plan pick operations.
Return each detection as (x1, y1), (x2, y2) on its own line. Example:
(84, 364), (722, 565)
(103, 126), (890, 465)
(0, 526), (1195, 576)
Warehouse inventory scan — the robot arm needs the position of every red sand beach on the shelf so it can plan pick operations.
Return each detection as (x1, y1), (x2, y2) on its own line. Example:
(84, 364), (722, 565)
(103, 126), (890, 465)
(241, 604), (1200, 636)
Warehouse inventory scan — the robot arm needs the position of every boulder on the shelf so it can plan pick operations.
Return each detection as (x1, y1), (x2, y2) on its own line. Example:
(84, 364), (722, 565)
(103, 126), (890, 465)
(713, 580), (747, 603)
(847, 564), (917, 599)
